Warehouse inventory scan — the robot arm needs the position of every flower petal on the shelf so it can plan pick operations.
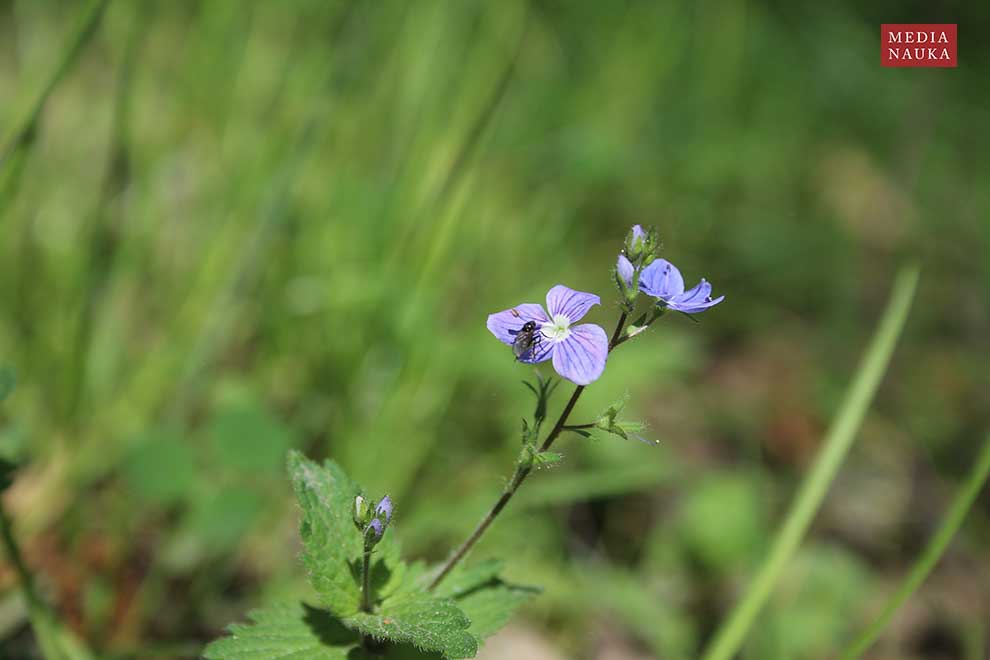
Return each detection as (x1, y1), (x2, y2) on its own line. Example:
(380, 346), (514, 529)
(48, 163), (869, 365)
(486, 304), (549, 345)
(516, 339), (554, 364)
(616, 255), (634, 287)
(545, 285), (600, 322)
(667, 279), (725, 314)
(551, 323), (608, 385)
(640, 259), (684, 300)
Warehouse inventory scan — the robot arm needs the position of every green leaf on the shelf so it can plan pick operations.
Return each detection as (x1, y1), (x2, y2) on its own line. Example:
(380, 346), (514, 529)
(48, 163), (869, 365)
(344, 590), (478, 659)
(433, 560), (540, 641)
(123, 429), (196, 505)
(203, 602), (354, 659)
(31, 609), (96, 660)
(211, 404), (293, 475)
(185, 485), (265, 551)
(532, 451), (563, 467)
(288, 451), (405, 616)
(288, 453), (477, 657)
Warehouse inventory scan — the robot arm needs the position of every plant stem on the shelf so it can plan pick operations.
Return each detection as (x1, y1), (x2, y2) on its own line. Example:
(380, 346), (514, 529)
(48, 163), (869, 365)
(359, 544), (373, 649)
(360, 547), (373, 612)
(428, 311), (627, 591)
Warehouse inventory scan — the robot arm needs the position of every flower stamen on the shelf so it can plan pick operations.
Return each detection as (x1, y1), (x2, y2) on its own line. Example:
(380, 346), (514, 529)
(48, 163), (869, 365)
(541, 314), (572, 342)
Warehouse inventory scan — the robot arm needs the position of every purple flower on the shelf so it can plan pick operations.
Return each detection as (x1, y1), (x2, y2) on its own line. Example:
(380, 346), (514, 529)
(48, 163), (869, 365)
(367, 518), (384, 539)
(375, 495), (392, 523)
(487, 285), (609, 386)
(640, 259), (724, 314)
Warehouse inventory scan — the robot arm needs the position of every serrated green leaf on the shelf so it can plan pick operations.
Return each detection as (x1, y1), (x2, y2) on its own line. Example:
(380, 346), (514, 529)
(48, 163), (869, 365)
(432, 559), (505, 599)
(432, 560), (539, 642)
(203, 602), (354, 659)
(288, 451), (406, 616)
(453, 581), (535, 641)
(345, 590), (477, 659)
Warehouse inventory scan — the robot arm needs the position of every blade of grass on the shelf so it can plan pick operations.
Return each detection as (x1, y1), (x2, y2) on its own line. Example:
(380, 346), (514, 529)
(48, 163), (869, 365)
(701, 263), (921, 660)
(0, 0), (110, 168)
(839, 432), (990, 660)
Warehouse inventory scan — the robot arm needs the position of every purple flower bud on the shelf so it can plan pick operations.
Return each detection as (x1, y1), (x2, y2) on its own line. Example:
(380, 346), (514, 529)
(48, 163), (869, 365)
(367, 518), (384, 539)
(375, 495), (393, 523)
(624, 225), (648, 260)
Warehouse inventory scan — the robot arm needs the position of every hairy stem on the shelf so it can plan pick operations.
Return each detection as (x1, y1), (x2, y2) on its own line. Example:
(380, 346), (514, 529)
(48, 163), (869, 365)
(359, 544), (373, 649)
(428, 311), (628, 590)
(360, 547), (373, 612)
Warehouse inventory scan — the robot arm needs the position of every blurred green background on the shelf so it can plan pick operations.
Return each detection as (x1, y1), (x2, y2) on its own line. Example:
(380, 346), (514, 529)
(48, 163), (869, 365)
(1, 1), (988, 658)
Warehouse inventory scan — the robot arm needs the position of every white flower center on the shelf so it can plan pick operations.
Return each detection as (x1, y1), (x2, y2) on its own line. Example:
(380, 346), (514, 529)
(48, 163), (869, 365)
(541, 314), (572, 342)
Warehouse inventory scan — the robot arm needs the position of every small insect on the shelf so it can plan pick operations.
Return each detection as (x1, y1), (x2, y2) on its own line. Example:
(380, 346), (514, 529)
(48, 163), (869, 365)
(507, 309), (544, 362)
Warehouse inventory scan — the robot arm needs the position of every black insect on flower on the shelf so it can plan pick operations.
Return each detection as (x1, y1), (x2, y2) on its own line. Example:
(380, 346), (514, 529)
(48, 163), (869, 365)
(509, 317), (543, 362)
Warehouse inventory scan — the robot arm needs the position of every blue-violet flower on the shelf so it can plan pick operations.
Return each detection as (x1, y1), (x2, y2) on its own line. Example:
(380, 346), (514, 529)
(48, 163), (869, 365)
(487, 285), (608, 386)
(639, 258), (724, 313)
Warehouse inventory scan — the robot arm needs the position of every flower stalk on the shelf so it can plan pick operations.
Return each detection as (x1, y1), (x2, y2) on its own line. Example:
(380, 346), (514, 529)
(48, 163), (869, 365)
(428, 311), (628, 591)
(360, 543), (373, 613)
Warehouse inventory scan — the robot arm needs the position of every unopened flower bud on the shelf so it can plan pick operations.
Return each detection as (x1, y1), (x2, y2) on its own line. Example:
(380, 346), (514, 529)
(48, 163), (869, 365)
(367, 518), (384, 540)
(624, 225), (647, 261)
(375, 495), (393, 524)
(354, 495), (368, 522)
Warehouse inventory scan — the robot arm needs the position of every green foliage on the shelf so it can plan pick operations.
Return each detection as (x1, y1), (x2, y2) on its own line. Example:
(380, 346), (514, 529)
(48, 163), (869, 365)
(204, 602), (354, 659)
(122, 428), (196, 505)
(3, 0), (988, 656)
(211, 404), (292, 475)
(433, 560), (539, 641)
(185, 485), (266, 550)
(531, 451), (563, 468)
(679, 473), (767, 573)
(745, 545), (870, 659)
(289, 450), (404, 615)
(345, 591), (477, 659)
(701, 265), (920, 660)
(0, 367), (14, 403)
(206, 452), (536, 658)
(593, 397), (652, 444)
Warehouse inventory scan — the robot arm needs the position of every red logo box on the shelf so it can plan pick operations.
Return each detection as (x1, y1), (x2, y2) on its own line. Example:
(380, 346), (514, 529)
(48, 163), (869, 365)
(881, 24), (957, 67)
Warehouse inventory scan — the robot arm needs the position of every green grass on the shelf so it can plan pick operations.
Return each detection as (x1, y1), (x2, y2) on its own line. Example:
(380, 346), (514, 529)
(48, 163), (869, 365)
(0, 1), (988, 657)
(702, 264), (919, 660)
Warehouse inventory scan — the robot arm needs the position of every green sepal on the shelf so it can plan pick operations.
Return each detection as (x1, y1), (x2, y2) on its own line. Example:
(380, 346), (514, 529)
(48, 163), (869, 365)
(595, 398), (655, 445)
